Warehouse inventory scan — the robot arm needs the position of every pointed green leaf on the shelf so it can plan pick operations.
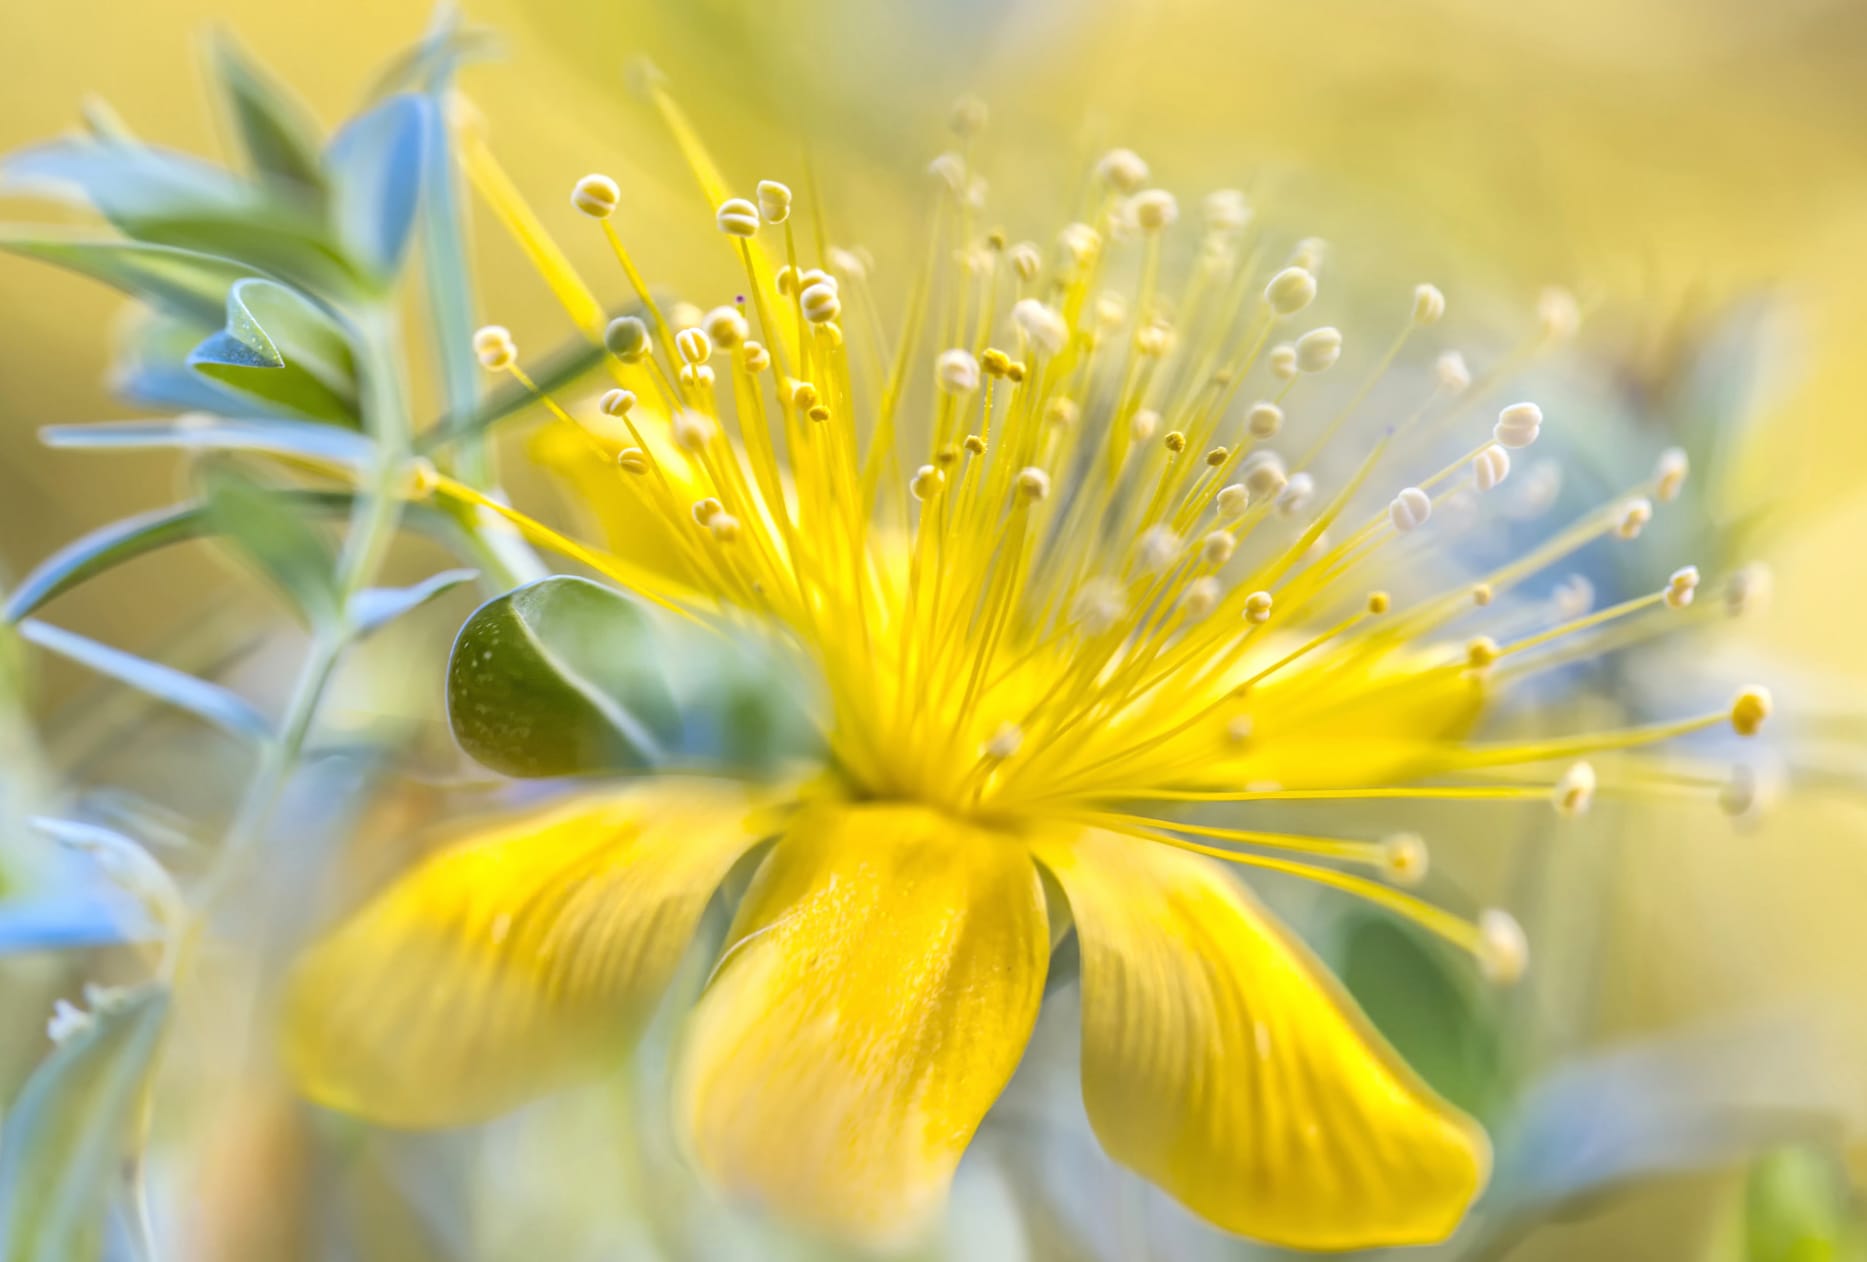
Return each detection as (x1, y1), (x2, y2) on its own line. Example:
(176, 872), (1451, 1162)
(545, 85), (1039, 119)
(187, 277), (358, 423)
(198, 463), (341, 629)
(17, 620), (270, 742)
(0, 986), (169, 1262)
(1338, 911), (1508, 1120)
(365, 23), (502, 101)
(39, 415), (374, 470)
(349, 568), (476, 638)
(323, 95), (427, 284)
(2, 140), (359, 295)
(446, 576), (677, 777)
(0, 231), (261, 326)
(5, 491), (467, 623)
(29, 818), (183, 926)
(408, 19), (482, 464)
(6, 503), (215, 622)
(209, 32), (326, 195)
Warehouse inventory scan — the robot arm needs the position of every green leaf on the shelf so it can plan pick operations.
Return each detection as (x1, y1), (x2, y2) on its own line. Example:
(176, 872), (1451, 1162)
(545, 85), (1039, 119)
(188, 277), (358, 423)
(0, 230), (262, 326)
(365, 22), (502, 100)
(664, 632), (822, 776)
(209, 32), (326, 196)
(17, 620), (270, 742)
(408, 15), (483, 464)
(41, 414), (375, 469)
(2, 140), (360, 296)
(5, 492), (467, 623)
(6, 503), (214, 622)
(349, 568), (476, 638)
(1745, 1148), (1865, 1262)
(323, 94), (427, 284)
(446, 576), (677, 777)
(198, 463), (341, 629)
(29, 817), (183, 926)
(0, 985), (169, 1262)
(1338, 912), (1507, 1120)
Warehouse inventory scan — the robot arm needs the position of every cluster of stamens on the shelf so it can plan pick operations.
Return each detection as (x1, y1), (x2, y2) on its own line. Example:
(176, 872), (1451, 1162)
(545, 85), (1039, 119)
(441, 90), (1777, 988)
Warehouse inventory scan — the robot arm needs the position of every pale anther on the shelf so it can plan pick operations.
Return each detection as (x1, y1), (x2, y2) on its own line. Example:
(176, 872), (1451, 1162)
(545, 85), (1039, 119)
(716, 197), (761, 237)
(1554, 761), (1597, 817)
(1295, 326), (1343, 373)
(1473, 443), (1511, 492)
(1265, 266), (1317, 316)
(1389, 486), (1433, 532)
(571, 173), (620, 218)
(1655, 447), (1690, 502)
(1436, 349), (1472, 393)
(1494, 402), (1543, 449)
(756, 179), (792, 224)
(1412, 283), (1446, 326)
(1478, 909), (1529, 985)
(471, 325), (516, 371)
(1381, 833), (1429, 887)
(1665, 566), (1700, 610)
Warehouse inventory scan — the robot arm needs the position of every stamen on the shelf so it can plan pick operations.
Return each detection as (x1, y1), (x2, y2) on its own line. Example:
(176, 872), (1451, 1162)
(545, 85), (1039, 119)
(1553, 761), (1597, 816)
(1478, 909), (1529, 985)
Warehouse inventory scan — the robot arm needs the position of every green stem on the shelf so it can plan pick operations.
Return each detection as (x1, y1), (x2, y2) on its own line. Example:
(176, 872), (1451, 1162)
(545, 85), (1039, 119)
(133, 303), (414, 1262)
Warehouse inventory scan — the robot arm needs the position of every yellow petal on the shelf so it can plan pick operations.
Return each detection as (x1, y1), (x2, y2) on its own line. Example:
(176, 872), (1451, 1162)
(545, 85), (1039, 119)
(1034, 830), (1488, 1249)
(282, 779), (778, 1128)
(676, 803), (1048, 1246)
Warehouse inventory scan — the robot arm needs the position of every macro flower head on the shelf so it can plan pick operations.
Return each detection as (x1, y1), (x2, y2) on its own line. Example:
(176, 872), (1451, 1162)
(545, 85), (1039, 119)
(273, 74), (1779, 1252)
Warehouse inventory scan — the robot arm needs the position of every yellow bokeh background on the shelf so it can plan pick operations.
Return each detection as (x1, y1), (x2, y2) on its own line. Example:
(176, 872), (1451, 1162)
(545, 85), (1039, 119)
(3, 0), (1865, 1253)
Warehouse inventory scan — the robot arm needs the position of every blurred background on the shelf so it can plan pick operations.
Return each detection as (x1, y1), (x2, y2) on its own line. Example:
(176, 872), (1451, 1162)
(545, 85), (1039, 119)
(3, 0), (1867, 1257)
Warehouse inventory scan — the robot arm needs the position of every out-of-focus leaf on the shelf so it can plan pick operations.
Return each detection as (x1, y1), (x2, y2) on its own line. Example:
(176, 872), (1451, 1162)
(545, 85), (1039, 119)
(188, 277), (358, 423)
(17, 620), (270, 742)
(408, 13), (482, 461)
(108, 309), (286, 418)
(0, 986), (169, 1262)
(1, 140), (357, 294)
(1491, 1022), (1850, 1222)
(323, 94), (427, 284)
(665, 633), (822, 776)
(5, 491), (465, 623)
(209, 32), (326, 195)
(198, 463), (341, 629)
(349, 568), (476, 638)
(41, 414), (375, 470)
(446, 576), (677, 777)
(3, 140), (253, 225)
(1743, 1148), (1866, 1262)
(0, 231), (261, 327)
(76, 97), (135, 144)
(29, 818), (182, 927)
(415, 331), (610, 454)
(1339, 912), (1508, 1120)
(5, 504), (212, 623)
(0, 894), (153, 954)
(365, 22), (502, 100)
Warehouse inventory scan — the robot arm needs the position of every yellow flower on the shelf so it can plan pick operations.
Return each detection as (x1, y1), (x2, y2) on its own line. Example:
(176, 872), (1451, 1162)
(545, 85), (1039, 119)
(283, 83), (1773, 1250)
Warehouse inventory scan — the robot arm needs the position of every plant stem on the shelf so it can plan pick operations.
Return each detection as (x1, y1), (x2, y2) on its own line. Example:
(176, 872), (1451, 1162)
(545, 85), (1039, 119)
(133, 303), (413, 1262)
